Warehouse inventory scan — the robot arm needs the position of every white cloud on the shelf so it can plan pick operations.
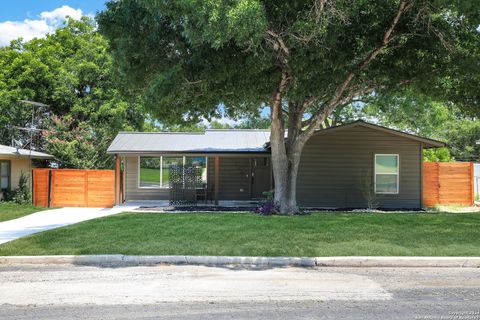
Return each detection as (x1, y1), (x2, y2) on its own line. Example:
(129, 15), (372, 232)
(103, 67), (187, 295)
(0, 5), (84, 46)
(40, 5), (83, 25)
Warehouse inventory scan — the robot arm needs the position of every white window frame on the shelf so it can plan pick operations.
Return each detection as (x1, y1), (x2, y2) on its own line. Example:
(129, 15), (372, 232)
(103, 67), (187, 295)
(138, 156), (208, 189)
(374, 154), (399, 195)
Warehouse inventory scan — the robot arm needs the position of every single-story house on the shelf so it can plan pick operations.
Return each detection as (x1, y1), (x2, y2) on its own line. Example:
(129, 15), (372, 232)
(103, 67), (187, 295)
(0, 144), (53, 200)
(107, 120), (445, 209)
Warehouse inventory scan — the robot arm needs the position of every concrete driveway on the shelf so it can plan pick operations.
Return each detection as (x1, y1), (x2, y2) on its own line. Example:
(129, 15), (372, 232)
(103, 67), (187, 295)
(0, 206), (137, 244)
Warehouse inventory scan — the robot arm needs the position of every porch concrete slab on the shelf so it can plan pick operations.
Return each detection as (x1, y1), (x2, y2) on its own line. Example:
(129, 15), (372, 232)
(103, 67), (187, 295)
(0, 206), (137, 245)
(123, 200), (171, 207)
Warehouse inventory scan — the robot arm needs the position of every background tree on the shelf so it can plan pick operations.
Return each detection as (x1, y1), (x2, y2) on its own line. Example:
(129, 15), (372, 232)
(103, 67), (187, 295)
(359, 91), (479, 162)
(0, 18), (145, 168)
(98, 0), (480, 213)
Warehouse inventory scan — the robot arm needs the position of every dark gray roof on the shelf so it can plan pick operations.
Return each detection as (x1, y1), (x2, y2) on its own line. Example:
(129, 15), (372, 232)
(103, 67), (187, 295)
(107, 130), (271, 154)
(0, 144), (53, 159)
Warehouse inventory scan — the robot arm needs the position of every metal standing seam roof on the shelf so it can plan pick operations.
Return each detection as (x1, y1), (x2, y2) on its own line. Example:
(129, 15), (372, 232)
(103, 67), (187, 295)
(107, 120), (446, 154)
(107, 130), (271, 154)
(0, 144), (54, 159)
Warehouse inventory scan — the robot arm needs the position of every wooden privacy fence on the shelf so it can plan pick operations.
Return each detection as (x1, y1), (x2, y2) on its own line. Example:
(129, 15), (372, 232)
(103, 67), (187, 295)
(423, 162), (474, 207)
(33, 169), (115, 208)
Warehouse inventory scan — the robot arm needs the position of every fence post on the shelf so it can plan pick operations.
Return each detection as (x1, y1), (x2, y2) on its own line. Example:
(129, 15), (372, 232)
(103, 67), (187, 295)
(470, 162), (474, 205)
(47, 169), (52, 208)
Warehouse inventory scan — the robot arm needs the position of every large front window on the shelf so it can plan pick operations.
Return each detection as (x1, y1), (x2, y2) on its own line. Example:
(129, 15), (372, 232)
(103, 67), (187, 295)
(139, 156), (207, 188)
(375, 154), (399, 194)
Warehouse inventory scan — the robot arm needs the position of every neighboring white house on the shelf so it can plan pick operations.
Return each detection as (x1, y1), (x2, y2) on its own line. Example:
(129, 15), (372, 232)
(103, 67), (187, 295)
(0, 144), (53, 200)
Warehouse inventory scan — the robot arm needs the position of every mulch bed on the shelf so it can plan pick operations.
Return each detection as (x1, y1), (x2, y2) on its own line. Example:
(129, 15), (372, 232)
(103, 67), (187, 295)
(136, 205), (255, 212)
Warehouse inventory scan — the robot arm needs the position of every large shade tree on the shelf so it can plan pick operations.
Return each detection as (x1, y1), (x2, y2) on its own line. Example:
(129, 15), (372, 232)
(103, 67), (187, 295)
(0, 18), (145, 168)
(98, 0), (480, 214)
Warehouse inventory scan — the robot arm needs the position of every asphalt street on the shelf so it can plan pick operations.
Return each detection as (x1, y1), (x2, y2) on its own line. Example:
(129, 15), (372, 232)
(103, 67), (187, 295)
(0, 264), (479, 319)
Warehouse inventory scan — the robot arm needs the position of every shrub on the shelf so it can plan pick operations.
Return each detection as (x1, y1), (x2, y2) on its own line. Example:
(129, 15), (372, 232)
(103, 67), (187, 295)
(253, 190), (278, 215)
(254, 200), (279, 215)
(4, 172), (31, 204)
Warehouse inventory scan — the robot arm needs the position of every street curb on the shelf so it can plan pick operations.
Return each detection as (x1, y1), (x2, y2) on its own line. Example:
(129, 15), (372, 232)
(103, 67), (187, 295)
(0, 255), (479, 268)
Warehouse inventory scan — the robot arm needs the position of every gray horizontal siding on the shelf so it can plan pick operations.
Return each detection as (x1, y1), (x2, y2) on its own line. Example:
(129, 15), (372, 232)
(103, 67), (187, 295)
(297, 126), (422, 209)
(123, 125), (422, 208)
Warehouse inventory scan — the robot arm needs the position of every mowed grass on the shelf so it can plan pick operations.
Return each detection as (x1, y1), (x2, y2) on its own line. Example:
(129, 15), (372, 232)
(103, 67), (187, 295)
(0, 212), (479, 256)
(0, 203), (46, 223)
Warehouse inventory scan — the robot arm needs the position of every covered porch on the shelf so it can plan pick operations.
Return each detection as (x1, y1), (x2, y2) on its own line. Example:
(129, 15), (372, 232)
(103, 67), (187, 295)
(113, 153), (273, 206)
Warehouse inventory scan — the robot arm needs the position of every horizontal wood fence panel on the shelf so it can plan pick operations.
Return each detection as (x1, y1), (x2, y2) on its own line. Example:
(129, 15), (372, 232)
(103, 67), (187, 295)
(32, 169), (50, 207)
(33, 169), (114, 208)
(86, 170), (115, 207)
(423, 162), (474, 207)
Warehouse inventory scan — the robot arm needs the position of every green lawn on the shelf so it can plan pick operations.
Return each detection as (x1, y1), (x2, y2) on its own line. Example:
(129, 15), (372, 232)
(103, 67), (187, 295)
(0, 212), (479, 256)
(0, 203), (46, 223)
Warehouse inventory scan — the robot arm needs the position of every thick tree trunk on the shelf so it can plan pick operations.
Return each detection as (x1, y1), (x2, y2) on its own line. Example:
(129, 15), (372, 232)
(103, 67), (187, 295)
(276, 148), (303, 214)
(269, 96), (306, 214)
(269, 98), (289, 213)
(270, 128), (304, 214)
(270, 127), (292, 214)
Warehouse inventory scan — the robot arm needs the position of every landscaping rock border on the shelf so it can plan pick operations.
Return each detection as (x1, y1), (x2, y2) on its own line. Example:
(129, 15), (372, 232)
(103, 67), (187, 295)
(0, 255), (479, 268)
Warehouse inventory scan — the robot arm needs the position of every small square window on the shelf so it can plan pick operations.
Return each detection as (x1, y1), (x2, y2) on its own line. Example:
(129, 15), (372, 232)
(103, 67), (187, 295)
(375, 154), (399, 194)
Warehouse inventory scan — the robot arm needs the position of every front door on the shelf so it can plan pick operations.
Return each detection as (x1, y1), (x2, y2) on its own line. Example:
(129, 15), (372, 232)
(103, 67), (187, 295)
(251, 157), (271, 199)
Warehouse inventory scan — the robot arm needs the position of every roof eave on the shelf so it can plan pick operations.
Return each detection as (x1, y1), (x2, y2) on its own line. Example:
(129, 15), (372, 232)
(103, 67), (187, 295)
(0, 153), (54, 159)
(107, 150), (270, 155)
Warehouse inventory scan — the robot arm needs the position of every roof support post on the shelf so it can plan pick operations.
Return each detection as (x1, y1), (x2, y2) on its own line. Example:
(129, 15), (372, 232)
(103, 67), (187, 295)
(115, 154), (121, 206)
(214, 156), (220, 205)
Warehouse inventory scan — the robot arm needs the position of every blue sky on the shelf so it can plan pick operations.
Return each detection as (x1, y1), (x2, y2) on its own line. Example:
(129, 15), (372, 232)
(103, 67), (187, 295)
(0, 1), (106, 21)
(0, 1), (107, 46)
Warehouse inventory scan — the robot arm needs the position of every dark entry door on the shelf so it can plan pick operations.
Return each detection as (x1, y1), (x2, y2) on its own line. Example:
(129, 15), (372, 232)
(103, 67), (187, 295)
(251, 157), (271, 199)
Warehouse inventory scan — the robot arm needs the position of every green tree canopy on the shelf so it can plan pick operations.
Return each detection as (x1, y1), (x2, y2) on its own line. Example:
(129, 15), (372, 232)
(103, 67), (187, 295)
(0, 18), (145, 168)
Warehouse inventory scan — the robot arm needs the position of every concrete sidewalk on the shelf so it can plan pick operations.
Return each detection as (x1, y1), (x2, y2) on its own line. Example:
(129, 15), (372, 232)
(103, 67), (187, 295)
(0, 205), (138, 244)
